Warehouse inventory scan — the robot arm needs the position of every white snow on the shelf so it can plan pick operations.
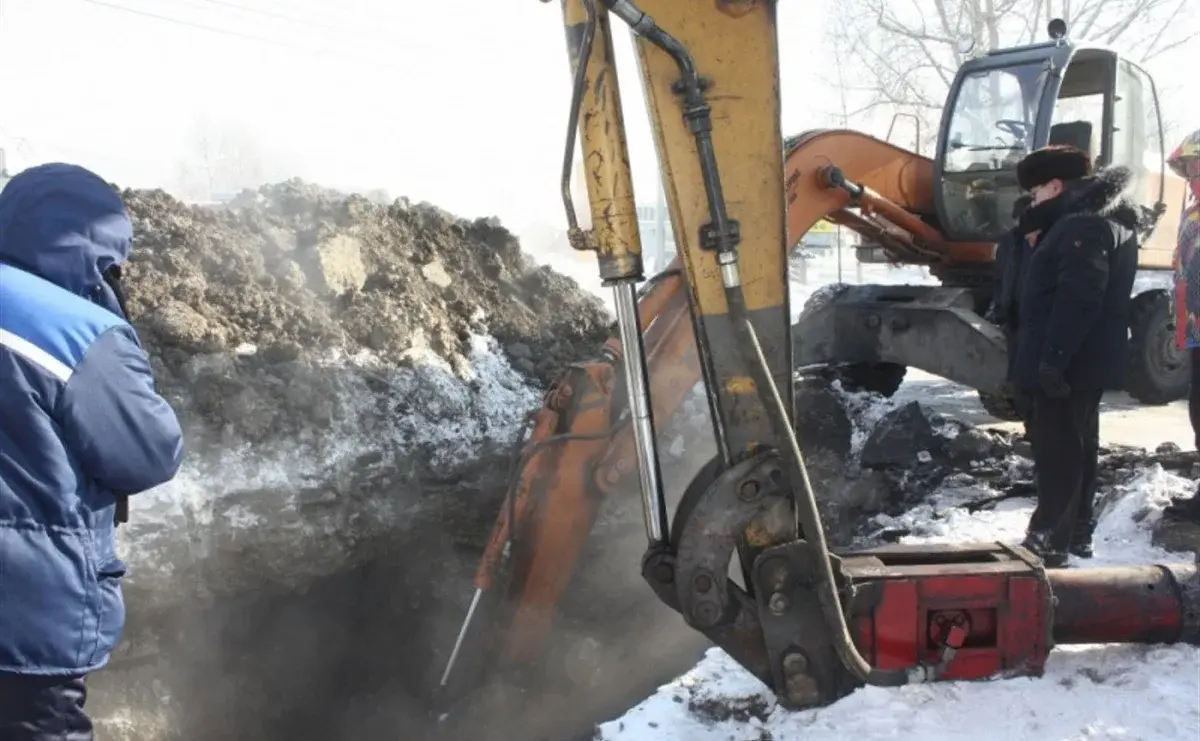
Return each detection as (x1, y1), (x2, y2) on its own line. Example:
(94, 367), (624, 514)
(119, 332), (541, 584)
(136, 331), (538, 510)
(598, 465), (1200, 741)
(603, 640), (1199, 741)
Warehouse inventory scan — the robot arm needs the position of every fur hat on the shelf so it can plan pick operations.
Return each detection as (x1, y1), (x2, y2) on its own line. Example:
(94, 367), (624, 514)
(1016, 145), (1093, 191)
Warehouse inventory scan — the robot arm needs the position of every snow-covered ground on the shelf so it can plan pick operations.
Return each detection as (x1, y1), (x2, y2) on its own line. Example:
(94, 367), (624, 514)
(599, 452), (1200, 741)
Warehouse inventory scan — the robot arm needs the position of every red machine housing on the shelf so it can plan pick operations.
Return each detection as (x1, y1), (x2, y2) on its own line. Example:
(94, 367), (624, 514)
(846, 543), (1053, 681)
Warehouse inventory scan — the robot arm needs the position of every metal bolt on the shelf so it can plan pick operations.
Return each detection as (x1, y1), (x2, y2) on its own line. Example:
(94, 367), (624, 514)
(692, 601), (719, 627)
(694, 573), (713, 593)
(769, 591), (790, 615)
(782, 651), (820, 706)
(652, 563), (674, 584)
(782, 651), (809, 674)
(739, 480), (761, 501)
(785, 671), (821, 707)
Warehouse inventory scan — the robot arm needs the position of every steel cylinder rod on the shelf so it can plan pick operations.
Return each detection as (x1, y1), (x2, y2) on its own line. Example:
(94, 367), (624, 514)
(1048, 563), (1200, 646)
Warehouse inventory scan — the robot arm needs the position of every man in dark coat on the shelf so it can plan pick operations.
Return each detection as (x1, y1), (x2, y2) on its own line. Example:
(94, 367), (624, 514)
(1010, 146), (1141, 567)
(0, 163), (185, 740)
(990, 194), (1035, 426)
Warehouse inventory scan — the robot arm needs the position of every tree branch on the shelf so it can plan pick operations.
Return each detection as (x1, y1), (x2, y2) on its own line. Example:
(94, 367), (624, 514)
(827, 0), (1189, 144)
(1141, 27), (1200, 61)
(1072, 0), (1113, 39)
(1137, 0), (1194, 60)
(1098, 0), (1156, 44)
(869, 4), (957, 87)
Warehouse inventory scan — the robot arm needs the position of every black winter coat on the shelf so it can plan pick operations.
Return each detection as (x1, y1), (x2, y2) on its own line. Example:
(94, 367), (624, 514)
(992, 228), (1028, 385)
(1011, 166), (1141, 392)
(991, 229), (1024, 331)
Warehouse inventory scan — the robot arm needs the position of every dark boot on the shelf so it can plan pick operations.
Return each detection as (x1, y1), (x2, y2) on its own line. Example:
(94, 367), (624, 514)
(1163, 493), (1200, 524)
(1068, 519), (1095, 559)
(1021, 530), (1068, 568)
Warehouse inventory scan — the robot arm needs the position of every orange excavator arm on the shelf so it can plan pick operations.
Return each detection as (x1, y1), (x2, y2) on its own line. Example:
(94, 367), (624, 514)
(465, 268), (694, 667)
(784, 130), (993, 266)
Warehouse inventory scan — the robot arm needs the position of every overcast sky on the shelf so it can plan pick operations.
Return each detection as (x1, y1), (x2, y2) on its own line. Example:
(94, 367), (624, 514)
(0, 0), (1195, 234)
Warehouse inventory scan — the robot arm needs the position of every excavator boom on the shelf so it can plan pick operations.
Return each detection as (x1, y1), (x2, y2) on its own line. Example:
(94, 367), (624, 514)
(439, 0), (1200, 731)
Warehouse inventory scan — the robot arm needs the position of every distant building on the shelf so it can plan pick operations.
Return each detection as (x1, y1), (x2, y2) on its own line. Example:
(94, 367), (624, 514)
(636, 198), (676, 274)
(635, 193), (853, 273)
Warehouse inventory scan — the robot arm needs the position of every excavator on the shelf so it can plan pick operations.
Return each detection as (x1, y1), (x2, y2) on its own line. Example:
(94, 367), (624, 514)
(437, 1), (1199, 736)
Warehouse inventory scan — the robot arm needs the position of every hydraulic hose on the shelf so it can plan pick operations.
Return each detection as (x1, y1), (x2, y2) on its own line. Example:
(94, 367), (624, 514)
(558, 0), (597, 239)
(731, 293), (914, 688)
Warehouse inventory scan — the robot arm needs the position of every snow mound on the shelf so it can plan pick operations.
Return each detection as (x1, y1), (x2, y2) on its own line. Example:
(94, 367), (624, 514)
(598, 466), (1200, 741)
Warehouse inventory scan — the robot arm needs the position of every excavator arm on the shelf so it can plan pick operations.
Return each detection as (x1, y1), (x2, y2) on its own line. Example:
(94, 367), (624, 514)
(439, 0), (788, 686)
(440, 0), (800, 694)
(439, 0), (1200, 725)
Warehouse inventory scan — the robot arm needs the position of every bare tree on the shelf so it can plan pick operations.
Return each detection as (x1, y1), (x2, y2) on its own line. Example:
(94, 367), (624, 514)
(172, 119), (289, 202)
(825, 0), (1196, 143)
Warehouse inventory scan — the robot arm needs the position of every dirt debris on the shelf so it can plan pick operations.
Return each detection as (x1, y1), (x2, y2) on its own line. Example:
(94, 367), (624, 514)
(687, 692), (773, 725)
(119, 180), (611, 452)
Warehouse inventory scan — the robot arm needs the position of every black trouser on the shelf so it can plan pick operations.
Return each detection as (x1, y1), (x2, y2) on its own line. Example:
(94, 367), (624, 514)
(1012, 386), (1035, 447)
(0, 672), (92, 741)
(1190, 348), (1200, 451)
(1004, 327), (1035, 446)
(1025, 387), (1103, 552)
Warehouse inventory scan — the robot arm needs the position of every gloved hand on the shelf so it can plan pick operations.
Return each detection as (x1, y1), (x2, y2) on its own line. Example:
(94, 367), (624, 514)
(1037, 362), (1070, 399)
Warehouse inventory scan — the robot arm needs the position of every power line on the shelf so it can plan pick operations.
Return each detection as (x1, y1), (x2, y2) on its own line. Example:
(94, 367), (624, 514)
(175, 0), (402, 46)
(72, 0), (405, 70)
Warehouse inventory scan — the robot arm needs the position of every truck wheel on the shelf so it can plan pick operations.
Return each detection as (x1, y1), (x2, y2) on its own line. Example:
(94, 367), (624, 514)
(830, 362), (907, 398)
(1125, 290), (1189, 405)
(977, 390), (1023, 422)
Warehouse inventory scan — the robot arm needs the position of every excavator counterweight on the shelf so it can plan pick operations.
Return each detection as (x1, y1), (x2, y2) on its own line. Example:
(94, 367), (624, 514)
(439, 2), (1200, 730)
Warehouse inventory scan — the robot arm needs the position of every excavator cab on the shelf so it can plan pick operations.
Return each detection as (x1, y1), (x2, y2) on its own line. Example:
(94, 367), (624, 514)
(935, 19), (1167, 242)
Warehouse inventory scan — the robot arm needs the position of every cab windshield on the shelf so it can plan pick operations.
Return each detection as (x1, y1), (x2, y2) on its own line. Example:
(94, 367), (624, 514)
(944, 63), (1048, 174)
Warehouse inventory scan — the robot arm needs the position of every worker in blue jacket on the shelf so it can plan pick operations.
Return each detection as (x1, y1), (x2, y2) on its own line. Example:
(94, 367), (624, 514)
(0, 163), (184, 740)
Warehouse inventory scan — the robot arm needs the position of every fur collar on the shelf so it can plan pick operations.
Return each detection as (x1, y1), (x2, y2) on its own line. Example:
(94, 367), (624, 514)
(1061, 165), (1143, 231)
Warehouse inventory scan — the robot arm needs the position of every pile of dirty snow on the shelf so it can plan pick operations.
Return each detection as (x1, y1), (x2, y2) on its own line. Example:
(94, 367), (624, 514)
(121, 181), (610, 451)
(89, 181), (613, 741)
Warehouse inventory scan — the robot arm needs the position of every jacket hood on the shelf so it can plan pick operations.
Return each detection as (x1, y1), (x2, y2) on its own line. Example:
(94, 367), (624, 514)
(1062, 165), (1143, 232)
(0, 163), (132, 314)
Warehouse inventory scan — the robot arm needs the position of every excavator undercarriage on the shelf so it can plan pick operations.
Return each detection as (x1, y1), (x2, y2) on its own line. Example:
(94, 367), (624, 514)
(437, 0), (1200, 733)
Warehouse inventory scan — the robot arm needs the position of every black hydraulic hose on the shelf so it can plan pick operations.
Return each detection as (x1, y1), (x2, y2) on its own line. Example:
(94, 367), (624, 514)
(605, 0), (916, 688)
(559, 0), (598, 234)
(606, 1), (736, 254)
